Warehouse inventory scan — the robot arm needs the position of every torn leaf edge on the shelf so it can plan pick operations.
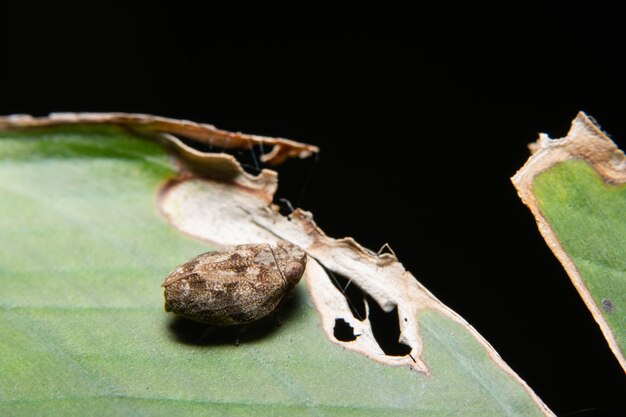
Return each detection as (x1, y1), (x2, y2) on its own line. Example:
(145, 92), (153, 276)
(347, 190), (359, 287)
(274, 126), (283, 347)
(0, 112), (319, 165)
(512, 111), (626, 371)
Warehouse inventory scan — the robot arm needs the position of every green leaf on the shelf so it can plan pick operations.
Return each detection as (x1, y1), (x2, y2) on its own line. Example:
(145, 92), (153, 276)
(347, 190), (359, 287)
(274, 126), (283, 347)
(1, 116), (552, 416)
(512, 112), (626, 370)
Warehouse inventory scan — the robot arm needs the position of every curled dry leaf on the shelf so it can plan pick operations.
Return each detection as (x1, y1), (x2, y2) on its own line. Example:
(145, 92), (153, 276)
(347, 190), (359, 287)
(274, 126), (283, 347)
(512, 112), (626, 371)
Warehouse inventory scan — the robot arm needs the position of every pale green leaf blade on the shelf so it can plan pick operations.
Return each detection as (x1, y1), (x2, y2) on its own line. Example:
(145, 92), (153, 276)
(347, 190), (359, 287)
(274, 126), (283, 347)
(1, 117), (552, 416)
(512, 112), (626, 370)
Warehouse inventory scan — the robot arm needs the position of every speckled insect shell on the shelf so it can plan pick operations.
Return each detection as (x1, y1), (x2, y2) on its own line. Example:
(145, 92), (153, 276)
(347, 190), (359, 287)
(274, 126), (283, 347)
(162, 240), (307, 326)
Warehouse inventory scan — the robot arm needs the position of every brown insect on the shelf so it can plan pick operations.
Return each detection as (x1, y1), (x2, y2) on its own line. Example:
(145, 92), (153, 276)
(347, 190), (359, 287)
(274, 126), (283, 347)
(162, 240), (307, 326)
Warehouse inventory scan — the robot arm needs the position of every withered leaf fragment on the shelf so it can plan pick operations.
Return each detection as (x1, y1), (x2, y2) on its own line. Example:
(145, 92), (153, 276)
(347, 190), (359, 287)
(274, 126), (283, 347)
(162, 241), (307, 326)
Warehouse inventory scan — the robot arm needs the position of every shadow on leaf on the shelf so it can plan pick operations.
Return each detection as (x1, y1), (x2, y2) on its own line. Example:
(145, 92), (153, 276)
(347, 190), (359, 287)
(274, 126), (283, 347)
(167, 286), (304, 346)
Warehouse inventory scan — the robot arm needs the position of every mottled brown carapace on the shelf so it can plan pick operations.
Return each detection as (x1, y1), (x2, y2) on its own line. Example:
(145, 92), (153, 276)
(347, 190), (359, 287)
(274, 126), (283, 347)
(162, 241), (307, 326)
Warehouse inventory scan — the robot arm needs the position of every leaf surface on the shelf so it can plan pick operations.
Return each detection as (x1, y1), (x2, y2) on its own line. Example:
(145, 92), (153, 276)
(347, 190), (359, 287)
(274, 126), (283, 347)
(512, 112), (626, 370)
(0, 116), (552, 416)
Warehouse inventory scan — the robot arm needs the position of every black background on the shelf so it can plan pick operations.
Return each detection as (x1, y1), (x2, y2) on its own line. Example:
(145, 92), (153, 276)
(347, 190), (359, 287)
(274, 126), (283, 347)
(1, 3), (625, 415)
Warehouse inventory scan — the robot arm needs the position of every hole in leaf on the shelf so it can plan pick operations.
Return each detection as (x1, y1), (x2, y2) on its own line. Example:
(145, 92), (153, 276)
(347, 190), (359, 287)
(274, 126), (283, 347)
(321, 264), (366, 321)
(365, 295), (412, 357)
(333, 318), (358, 342)
(320, 262), (413, 358)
